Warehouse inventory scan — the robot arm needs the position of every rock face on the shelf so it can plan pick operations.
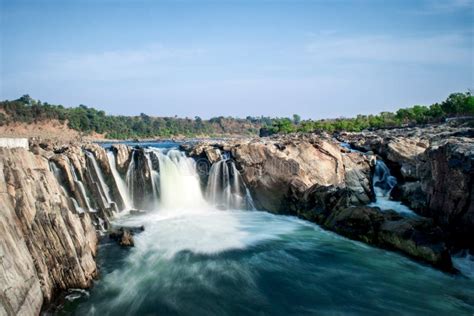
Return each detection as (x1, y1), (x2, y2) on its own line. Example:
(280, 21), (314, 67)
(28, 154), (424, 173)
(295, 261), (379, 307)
(0, 148), (98, 315)
(227, 135), (374, 213)
(126, 149), (154, 209)
(111, 144), (132, 174)
(422, 139), (474, 249)
(338, 124), (474, 250)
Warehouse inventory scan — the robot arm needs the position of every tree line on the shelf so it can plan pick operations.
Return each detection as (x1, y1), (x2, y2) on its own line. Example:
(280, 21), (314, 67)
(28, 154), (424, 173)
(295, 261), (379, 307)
(265, 92), (473, 135)
(0, 92), (472, 139)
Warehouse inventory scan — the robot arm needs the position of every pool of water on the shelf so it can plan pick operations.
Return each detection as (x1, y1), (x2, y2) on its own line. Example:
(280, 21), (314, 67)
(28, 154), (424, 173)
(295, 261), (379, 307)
(60, 208), (474, 315)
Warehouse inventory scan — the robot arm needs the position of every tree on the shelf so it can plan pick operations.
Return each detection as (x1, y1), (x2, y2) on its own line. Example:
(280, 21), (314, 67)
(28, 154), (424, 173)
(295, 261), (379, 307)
(292, 114), (301, 125)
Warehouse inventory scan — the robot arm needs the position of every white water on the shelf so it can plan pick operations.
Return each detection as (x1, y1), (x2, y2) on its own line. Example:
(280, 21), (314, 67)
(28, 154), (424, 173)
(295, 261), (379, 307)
(156, 149), (207, 210)
(125, 151), (137, 206)
(107, 151), (133, 211)
(70, 197), (85, 214)
(145, 149), (160, 206)
(370, 159), (415, 215)
(86, 151), (113, 205)
(206, 159), (253, 210)
(68, 159), (93, 212)
(452, 251), (474, 279)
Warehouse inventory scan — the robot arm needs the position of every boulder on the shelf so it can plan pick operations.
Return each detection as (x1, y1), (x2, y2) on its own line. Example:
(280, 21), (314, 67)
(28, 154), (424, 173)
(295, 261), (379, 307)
(230, 136), (372, 213)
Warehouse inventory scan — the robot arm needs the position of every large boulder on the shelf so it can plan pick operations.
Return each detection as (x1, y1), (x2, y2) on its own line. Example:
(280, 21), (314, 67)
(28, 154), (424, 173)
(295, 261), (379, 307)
(230, 136), (373, 213)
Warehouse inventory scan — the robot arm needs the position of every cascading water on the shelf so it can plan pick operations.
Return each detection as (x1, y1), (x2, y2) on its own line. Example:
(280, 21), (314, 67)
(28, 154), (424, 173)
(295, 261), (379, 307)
(145, 149), (160, 203)
(156, 149), (207, 209)
(68, 158), (93, 212)
(125, 150), (137, 205)
(373, 160), (398, 198)
(370, 159), (415, 215)
(50, 160), (84, 213)
(86, 151), (113, 205)
(206, 159), (253, 210)
(107, 150), (133, 211)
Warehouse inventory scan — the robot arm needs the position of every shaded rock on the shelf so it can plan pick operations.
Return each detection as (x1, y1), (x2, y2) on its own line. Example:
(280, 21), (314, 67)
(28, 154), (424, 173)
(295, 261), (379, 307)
(378, 217), (452, 271)
(391, 181), (427, 212)
(111, 144), (132, 174)
(109, 226), (144, 247)
(127, 149), (154, 209)
(322, 206), (453, 271)
(323, 206), (386, 244)
(421, 138), (474, 249)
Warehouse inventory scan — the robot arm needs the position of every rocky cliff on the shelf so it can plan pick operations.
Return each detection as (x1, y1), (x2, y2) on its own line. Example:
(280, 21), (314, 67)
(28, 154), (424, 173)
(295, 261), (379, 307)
(0, 147), (98, 315)
(0, 139), (131, 315)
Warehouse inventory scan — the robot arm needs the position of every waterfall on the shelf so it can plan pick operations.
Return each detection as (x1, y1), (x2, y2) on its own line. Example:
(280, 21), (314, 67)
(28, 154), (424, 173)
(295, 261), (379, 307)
(145, 149), (160, 204)
(125, 151), (137, 205)
(68, 159), (93, 212)
(71, 197), (85, 214)
(206, 159), (254, 210)
(156, 149), (207, 209)
(85, 151), (113, 205)
(370, 159), (414, 215)
(107, 151), (133, 211)
(373, 160), (397, 198)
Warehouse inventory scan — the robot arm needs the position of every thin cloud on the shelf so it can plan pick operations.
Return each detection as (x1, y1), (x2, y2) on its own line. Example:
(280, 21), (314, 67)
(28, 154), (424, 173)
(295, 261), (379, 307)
(305, 33), (471, 65)
(41, 44), (206, 81)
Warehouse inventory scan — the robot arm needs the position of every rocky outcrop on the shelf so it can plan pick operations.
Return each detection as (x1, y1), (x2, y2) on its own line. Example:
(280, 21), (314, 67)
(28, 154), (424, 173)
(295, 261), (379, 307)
(0, 148), (98, 315)
(126, 149), (154, 209)
(421, 139), (474, 249)
(322, 206), (452, 271)
(338, 124), (474, 250)
(111, 144), (132, 174)
(224, 136), (374, 213)
(184, 129), (464, 270)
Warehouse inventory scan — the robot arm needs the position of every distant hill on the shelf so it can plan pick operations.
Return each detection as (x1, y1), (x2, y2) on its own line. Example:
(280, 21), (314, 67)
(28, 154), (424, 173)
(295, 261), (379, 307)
(0, 92), (472, 140)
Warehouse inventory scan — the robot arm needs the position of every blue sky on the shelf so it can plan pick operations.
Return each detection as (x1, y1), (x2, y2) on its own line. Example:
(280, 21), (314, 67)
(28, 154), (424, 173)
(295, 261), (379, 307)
(1, 0), (473, 118)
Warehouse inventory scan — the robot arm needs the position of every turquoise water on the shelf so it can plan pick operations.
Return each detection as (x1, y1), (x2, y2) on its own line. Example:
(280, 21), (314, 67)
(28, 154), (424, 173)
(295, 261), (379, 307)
(62, 209), (474, 315)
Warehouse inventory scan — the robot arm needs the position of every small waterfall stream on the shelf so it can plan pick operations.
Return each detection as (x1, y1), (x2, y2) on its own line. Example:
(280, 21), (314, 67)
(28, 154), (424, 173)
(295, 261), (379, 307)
(107, 151), (133, 211)
(145, 149), (160, 204)
(86, 151), (113, 205)
(370, 159), (415, 215)
(68, 158), (94, 212)
(206, 159), (254, 210)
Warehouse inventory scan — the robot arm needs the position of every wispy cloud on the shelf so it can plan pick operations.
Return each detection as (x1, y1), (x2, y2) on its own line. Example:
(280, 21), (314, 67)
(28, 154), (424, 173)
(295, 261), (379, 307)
(305, 33), (471, 65)
(410, 0), (474, 14)
(41, 43), (206, 81)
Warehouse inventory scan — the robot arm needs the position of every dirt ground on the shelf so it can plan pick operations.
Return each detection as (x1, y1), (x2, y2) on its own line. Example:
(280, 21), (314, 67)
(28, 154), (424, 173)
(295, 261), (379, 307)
(0, 120), (105, 142)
